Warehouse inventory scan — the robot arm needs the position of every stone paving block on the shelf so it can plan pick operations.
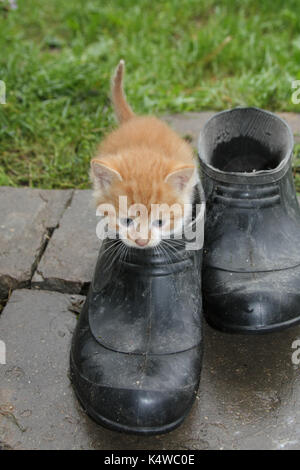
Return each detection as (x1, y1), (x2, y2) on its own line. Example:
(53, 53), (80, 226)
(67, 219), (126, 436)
(32, 190), (101, 294)
(279, 112), (300, 143)
(1, 289), (300, 450)
(163, 112), (214, 148)
(0, 187), (73, 299)
(163, 111), (300, 147)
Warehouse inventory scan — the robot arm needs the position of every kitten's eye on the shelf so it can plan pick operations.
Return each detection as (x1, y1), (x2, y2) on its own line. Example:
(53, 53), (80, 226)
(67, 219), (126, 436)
(152, 219), (164, 228)
(120, 217), (134, 227)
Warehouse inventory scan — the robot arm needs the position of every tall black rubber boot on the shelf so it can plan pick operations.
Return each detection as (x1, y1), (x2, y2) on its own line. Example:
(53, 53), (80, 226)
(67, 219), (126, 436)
(70, 187), (204, 435)
(198, 107), (300, 334)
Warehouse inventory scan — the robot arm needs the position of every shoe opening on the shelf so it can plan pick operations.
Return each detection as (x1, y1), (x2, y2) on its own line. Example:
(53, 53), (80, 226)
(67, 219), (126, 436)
(199, 108), (293, 174)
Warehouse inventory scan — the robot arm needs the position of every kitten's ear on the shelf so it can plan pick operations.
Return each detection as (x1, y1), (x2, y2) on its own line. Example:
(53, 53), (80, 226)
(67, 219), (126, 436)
(165, 166), (195, 192)
(91, 159), (122, 190)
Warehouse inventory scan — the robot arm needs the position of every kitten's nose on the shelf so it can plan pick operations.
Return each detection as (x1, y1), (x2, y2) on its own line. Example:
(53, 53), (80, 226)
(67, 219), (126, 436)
(135, 238), (148, 247)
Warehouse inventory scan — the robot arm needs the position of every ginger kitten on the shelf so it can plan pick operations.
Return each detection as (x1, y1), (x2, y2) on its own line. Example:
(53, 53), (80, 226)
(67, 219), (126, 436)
(91, 60), (197, 249)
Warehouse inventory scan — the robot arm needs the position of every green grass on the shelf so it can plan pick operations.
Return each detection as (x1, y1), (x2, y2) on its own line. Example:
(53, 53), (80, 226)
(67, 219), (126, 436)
(0, 0), (300, 189)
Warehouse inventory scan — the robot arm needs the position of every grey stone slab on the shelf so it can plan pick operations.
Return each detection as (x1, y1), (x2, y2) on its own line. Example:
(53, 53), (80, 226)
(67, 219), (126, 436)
(163, 111), (300, 147)
(198, 323), (300, 450)
(1, 289), (300, 450)
(162, 112), (214, 148)
(278, 112), (300, 143)
(32, 190), (101, 294)
(0, 187), (73, 299)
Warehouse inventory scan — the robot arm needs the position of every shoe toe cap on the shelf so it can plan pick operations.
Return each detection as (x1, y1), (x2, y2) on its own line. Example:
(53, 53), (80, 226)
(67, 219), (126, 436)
(70, 338), (201, 434)
(70, 361), (198, 434)
(79, 384), (196, 433)
(203, 266), (300, 333)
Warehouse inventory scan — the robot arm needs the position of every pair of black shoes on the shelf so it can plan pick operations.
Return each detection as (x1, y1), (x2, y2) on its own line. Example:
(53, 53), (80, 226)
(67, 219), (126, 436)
(70, 108), (300, 435)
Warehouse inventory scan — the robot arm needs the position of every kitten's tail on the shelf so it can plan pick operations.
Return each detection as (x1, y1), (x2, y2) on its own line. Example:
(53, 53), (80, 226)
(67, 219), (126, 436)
(111, 60), (134, 123)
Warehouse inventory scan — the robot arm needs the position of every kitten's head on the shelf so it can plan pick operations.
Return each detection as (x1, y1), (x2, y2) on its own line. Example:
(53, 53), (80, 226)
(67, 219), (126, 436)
(91, 148), (196, 249)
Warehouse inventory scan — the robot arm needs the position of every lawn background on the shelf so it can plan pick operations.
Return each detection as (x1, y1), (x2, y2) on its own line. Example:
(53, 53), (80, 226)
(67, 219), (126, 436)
(1, 0), (300, 189)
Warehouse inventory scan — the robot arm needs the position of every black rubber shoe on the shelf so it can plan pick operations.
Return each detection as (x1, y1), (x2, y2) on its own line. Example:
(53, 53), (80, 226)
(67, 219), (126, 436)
(199, 107), (300, 334)
(70, 193), (204, 434)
